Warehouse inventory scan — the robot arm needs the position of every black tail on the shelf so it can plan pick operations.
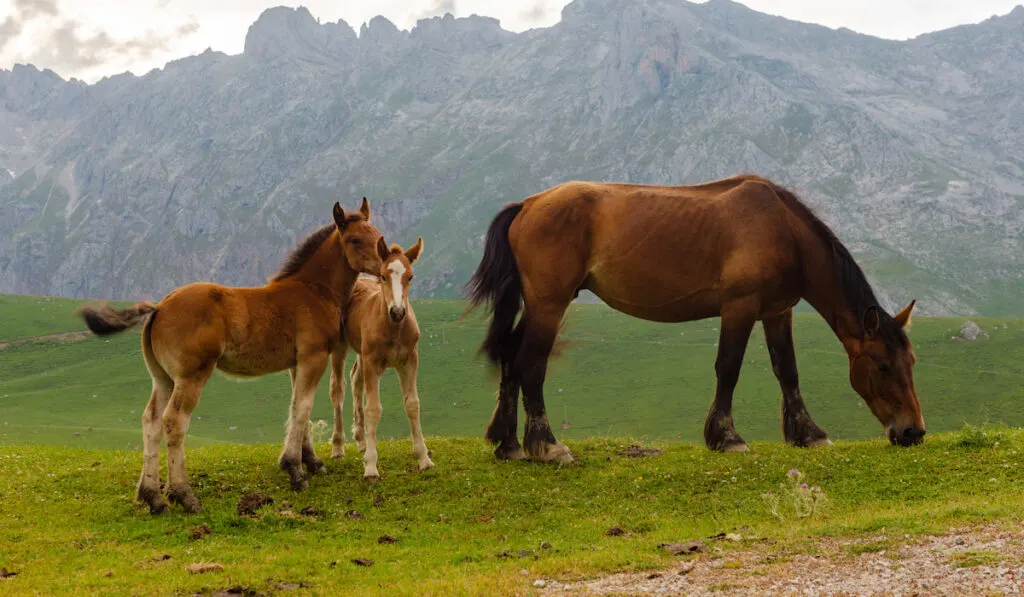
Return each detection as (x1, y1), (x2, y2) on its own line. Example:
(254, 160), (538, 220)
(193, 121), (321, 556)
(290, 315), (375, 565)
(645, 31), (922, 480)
(464, 203), (524, 366)
(78, 301), (157, 336)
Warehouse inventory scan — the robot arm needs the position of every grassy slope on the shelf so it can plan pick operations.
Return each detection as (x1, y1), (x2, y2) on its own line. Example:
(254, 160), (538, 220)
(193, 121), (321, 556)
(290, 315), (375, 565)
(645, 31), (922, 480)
(0, 430), (1022, 596)
(1, 294), (1022, 450)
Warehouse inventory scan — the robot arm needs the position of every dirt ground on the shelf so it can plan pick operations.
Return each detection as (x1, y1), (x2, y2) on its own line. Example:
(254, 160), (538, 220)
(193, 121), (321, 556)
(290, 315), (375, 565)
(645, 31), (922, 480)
(537, 523), (1024, 596)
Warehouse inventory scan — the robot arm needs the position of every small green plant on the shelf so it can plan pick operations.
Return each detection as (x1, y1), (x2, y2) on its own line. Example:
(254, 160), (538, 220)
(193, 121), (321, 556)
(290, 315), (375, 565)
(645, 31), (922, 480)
(762, 468), (828, 521)
(956, 423), (1006, 449)
(949, 549), (1002, 568)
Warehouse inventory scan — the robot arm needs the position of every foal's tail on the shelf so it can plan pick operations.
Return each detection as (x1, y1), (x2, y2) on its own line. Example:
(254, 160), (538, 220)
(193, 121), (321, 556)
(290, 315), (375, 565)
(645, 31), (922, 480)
(78, 301), (157, 336)
(464, 202), (524, 366)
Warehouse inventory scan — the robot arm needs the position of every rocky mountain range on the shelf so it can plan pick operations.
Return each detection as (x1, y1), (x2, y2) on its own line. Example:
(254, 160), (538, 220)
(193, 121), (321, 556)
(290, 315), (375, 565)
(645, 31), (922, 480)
(1, 0), (1023, 316)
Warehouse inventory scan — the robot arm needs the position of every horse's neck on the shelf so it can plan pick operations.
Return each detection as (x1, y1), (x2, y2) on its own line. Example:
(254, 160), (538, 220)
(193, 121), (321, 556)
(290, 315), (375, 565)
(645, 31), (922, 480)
(293, 246), (359, 306)
(798, 237), (863, 356)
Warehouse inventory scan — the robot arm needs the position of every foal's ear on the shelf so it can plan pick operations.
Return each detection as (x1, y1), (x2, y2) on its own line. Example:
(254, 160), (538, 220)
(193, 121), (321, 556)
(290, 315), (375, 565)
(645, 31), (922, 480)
(862, 306), (881, 340)
(405, 237), (424, 264)
(333, 202), (347, 230)
(893, 299), (916, 329)
(359, 197), (371, 221)
(376, 236), (390, 262)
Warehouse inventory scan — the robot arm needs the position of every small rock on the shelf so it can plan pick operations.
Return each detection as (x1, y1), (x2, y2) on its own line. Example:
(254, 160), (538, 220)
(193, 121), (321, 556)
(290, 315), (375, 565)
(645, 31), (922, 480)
(606, 526), (627, 536)
(351, 558), (374, 567)
(378, 535), (399, 544)
(103, 571), (113, 577)
(679, 563), (694, 575)
(660, 541), (704, 555)
(346, 510), (363, 520)
(151, 554), (172, 562)
(300, 506), (322, 517)
(186, 562), (224, 574)
(518, 549), (534, 558)
(540, 541), (553, 550)
(533, 580), (547, 588)
(438, 514), (448, 522)
(618, 444), (663, 457)
(725, 533), (743, 542)
(647, 573), (663, 579)
(955, 537), (966, 546)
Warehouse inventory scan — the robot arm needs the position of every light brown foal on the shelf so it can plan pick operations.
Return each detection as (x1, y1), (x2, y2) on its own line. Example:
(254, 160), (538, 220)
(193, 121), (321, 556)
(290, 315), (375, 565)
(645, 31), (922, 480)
(79, 199), (385, 513)
(329, 237), (434, 481)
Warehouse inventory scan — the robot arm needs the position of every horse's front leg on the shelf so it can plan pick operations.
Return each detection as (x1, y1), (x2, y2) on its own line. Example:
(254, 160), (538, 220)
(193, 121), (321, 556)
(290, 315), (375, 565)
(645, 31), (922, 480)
(360, 360), (384, 482)
(280, 353), (328, 490)
(397, 350), (434, 471)
(762, 309), (831, 448)
(703, 299), (757, 452)
(328, 348), (348, 459)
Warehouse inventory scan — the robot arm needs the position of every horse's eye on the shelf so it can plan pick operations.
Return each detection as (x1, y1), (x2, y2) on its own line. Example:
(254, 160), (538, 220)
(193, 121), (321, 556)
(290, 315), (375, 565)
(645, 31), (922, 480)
(878, 363), (890, 373)
(350, 238), (361, 246)
(408, 274), (414, 280)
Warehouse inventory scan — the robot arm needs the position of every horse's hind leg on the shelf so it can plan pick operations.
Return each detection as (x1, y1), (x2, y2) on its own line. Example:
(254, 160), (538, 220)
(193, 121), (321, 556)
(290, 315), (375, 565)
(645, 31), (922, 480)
(397, 353), (434, 471)
(280, 353), (329, 490)
(137, 380), (172, 514)
(703, 299), (758, 453)
(350, 358), (366, 453)
(328, 348), (348, 459)
(517, 301), (574, 464)
(164, 371), (212, 513)
(486, 324), (526, 461)
(762, 309), (831, 448)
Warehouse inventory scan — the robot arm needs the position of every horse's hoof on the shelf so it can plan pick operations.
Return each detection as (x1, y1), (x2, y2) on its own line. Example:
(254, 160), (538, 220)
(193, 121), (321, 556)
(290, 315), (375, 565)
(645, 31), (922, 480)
(149, 501), (168, 515)
(289, 476), (309, 491)
(364, 474), (380, 484)
(306, 458), (326, 476)
(530, 441), (575, 464)
(721, 442), (750, 453)
(167, 487), (201, 513)
(331, 447), (345, 460)
(418, 458), (435, 471)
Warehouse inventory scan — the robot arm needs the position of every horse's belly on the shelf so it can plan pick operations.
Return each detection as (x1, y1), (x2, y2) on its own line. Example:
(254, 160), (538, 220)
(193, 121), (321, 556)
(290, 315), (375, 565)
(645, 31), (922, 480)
(217, 345), (296, 377)
(590, 284), (722, 323)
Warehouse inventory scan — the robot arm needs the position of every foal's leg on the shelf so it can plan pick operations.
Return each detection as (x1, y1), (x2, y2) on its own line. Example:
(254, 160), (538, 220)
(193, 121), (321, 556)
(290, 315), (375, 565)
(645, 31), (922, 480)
(137, 379), (172, 514)
(762, 309), (832, 448)
(164, 370), (212, 513)
(703, 299), (758, 453)
(290, 369), (325, 476)
(517, 302), (574, 464)
(486, 324), (526, 461)
(328, 348), (348, 459)
(397, 352), (434, 471)
(350, 358), (367, 453)
(361, 361), (385, 481)
(279, 353), (329, 490)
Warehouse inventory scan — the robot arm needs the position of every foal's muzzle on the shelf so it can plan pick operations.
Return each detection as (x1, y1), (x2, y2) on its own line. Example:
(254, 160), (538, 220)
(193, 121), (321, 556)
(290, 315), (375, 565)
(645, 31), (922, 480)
(389, 306), (407, 322)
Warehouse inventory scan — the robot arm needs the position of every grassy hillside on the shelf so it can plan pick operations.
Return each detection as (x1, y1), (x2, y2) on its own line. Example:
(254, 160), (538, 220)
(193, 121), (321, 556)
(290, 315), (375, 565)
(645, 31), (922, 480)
(0, 431), (1022, 596)
(1, 294), (1022, 450)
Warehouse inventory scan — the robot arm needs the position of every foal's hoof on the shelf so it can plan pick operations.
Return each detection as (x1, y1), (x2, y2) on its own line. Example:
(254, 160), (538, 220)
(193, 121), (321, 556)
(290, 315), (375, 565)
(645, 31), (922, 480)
(418, 457), (435, 471)
(136, 485), (168, 515)
(330, 446), (345, 460)
(364, 474), (380, 484)
(167, 486), (201, 514)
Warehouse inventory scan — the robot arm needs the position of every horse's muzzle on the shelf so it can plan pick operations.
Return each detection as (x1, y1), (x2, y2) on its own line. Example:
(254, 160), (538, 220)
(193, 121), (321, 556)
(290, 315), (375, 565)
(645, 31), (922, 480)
(389, 306), (407, 323)
(889, 426), (926, 447)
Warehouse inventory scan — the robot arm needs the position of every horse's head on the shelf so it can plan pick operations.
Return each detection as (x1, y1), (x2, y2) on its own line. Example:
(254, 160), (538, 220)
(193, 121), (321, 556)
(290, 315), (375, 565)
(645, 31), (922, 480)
(333, 198), (384, 275)
(375, 237), (423, 323)
(847, 300), (925, 447)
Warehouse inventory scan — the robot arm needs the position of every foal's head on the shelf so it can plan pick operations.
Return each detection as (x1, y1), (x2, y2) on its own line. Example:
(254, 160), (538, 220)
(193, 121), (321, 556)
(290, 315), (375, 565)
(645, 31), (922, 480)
(333, 198), (385, 275)
(375, 237), (423, 323)
(847, 300), (926, 447)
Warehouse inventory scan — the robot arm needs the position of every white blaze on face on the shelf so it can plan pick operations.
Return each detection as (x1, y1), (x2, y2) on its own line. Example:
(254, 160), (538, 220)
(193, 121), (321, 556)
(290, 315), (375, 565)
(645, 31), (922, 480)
(387, 259), (406, 308)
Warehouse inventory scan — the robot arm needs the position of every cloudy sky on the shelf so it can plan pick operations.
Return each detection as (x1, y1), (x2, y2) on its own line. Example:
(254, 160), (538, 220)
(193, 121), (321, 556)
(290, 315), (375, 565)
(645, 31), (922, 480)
(1, 0), (1020, 82)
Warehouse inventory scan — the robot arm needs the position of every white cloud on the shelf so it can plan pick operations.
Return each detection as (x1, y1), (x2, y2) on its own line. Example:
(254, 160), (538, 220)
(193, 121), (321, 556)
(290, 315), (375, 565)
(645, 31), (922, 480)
(0, 0), (1020, 81)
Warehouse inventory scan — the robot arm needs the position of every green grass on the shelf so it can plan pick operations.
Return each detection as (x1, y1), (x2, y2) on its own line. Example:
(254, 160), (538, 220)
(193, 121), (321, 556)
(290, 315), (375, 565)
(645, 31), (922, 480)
(0, 430), (1022, 596)
(1, 294), (1022, 450)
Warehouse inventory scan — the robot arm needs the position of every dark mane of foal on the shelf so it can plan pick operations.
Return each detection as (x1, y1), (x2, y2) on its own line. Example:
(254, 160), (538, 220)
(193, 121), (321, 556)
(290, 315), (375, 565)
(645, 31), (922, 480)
(769, 182), (909, 349)
(271, 213), (369, 282)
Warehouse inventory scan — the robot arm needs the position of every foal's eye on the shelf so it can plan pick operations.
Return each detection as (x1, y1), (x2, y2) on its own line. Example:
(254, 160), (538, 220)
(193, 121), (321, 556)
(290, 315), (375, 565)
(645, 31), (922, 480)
(380, 274), (387, 282)
(408, 274), (414, 280)
(350, 238), (361, 246)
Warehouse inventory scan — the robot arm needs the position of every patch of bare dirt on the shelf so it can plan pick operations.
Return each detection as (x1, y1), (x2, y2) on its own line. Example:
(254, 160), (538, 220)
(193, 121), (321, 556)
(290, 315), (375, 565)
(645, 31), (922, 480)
(0, 331), (90, 351)
(538, 523), (1024, 596)
(237, 493), (274, 517)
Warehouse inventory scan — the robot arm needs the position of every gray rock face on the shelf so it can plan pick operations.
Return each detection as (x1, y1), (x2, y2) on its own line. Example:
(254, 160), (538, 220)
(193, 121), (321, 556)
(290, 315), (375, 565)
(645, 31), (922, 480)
(1, 1), (1023, 316)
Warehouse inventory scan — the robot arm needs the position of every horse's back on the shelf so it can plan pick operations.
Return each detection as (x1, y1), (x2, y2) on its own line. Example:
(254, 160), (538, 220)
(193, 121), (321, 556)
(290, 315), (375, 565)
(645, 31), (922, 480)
(511, 176), (802, 321)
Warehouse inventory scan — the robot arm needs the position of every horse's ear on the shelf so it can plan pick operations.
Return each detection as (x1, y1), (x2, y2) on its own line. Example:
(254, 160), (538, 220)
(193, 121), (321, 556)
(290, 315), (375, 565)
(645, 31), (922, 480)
(333, 202), (347, 230)
(405, 237), (423, 264)
(359, 197), (371, 221)
(862, 306), (881, 339)
(376, 236), (389, 262)
(893, 299), (916, 330)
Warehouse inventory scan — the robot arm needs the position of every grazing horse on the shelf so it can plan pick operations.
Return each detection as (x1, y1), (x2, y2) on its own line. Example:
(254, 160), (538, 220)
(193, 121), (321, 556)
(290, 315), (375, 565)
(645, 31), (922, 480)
(465, 174), (925, 464)
(329, 237), (434, 481)
(78, 199), (385, 514)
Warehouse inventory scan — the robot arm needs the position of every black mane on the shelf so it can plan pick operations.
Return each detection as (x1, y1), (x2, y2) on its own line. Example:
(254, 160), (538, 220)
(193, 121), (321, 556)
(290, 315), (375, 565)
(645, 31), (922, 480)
(771, 182), (908, 348)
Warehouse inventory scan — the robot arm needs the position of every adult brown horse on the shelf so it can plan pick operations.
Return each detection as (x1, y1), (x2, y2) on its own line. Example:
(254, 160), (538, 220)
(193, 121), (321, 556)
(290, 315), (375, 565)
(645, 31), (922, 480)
(79, 199), (385, 514)
(465, 174), (925, 464)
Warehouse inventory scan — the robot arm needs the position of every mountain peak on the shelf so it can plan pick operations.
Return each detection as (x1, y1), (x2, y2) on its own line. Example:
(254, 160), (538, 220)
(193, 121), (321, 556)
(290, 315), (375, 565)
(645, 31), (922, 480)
(244, 6), (356, 61)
